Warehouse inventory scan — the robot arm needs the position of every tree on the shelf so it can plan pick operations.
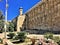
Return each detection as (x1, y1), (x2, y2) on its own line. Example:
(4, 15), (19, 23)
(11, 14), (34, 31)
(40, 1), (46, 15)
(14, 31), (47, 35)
(0, 11), (5, 33)
(8, 22), (14, 32)
(0, 20), (4, 33)
(0, 11), (4, 20)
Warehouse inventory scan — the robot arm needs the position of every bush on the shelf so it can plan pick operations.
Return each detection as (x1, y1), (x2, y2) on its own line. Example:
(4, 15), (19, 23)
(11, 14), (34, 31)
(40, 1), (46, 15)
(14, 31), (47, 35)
(0, 29), (4, 33)
(53, 36), (60, 45)
(0, 30), (3, 33)
(44, 32), (53, 43)
(8, 22), (14, 32)
(7, 32), (15, 39)
(0, 38), (3, 44)
(14, 32), (26, 42)
(25, 38), (31, 43)
(53, 36), (60, 42)
(57, 40), (60, 45)
(44, 32), (53, 39)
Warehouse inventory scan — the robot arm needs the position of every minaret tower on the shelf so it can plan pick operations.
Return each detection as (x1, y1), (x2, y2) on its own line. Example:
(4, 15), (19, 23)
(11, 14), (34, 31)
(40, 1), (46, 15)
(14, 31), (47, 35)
(17, 7), (25, 32)
(19, 7), (23, 15)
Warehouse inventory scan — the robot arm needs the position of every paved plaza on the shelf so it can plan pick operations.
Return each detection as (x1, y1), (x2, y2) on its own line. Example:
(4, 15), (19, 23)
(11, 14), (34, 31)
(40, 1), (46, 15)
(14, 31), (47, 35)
(0, 33), (60, 45)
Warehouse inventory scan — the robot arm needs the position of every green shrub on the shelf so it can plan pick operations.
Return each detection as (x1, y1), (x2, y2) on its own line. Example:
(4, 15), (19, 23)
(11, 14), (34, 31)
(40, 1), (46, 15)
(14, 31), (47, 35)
(14, 32), (26, 42)
(7, 32), (15, 39)
(8, 22), (14, 32)
(44, 32), (53, 39)
(0, 29), (4, 33)
(0, 30), (3, 33)
(57, 40), (60, 45)
(0, 38), (3, 44)
(53, 36), (60, 45)
(17, 32), (26, 39)
(53, 36), (60, 42)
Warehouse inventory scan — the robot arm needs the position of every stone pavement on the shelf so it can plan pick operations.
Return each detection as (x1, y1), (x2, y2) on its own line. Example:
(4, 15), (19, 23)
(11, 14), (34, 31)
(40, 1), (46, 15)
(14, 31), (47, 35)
(6, 40), (15, 45)
(0, 33), (60, 45)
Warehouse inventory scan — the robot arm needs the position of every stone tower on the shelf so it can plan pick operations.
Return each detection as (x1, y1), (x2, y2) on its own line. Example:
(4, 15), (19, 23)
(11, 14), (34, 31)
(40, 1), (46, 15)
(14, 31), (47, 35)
(19, 7), (23, 15)
(17, 7), (25, 32)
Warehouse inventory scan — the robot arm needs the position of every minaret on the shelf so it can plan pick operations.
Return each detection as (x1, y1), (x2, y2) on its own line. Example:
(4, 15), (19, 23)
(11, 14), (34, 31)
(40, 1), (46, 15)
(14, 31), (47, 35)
(17, 7), (24, 32)
(19, 7), (23, 15)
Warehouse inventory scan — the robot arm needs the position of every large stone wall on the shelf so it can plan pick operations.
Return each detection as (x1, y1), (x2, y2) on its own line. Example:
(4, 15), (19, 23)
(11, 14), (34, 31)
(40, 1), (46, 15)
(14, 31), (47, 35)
(24, 0), (60, 31)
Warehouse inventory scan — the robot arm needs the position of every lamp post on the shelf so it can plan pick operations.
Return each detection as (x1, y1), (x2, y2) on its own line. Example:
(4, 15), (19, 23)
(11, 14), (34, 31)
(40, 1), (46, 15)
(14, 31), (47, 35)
(0, 0), (8, 38)
(4, 0), (8, 39)
(0, 0), (8, 44)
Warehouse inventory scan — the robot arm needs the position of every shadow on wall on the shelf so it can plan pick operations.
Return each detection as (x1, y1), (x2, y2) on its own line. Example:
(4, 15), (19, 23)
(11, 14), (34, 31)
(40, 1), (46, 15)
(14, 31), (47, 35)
(21, 29), (60, 34)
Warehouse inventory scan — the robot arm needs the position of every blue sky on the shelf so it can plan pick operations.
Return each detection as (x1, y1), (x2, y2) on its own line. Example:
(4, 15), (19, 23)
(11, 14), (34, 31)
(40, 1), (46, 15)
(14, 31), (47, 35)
(0, 0), (41, 20)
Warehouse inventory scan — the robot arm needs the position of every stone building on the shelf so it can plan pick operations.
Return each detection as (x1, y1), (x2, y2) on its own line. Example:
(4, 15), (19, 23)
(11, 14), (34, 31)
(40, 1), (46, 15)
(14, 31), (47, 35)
(22, 0), (60, 33)
(12, 0), (60, 33)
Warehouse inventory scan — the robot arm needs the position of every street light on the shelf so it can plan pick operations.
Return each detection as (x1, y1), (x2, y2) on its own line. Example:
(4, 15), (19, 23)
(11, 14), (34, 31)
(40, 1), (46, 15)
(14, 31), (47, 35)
(0, 0), (8, 38)
(4, 0), (8, 39)
(0, 0), (8, 39)
(0, 0), (8, 44)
